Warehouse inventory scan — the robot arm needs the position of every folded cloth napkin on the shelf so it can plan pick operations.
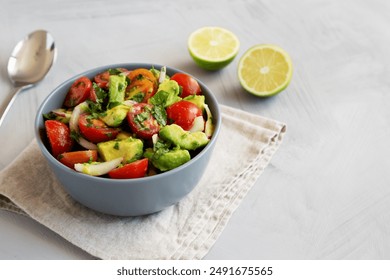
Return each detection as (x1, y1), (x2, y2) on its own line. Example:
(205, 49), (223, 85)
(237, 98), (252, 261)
(0, 105), (286, 260)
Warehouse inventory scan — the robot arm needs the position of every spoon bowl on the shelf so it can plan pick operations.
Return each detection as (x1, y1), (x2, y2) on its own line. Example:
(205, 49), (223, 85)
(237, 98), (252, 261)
(0, 30), (56, 126)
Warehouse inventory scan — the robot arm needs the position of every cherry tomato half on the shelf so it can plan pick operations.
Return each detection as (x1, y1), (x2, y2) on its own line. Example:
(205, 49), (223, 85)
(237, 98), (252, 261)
(94, 71), (110, 89)
(127, 68), (158, 90)
(58, 150), (98, 169)
(45, 120), (73, 158)
(93, 68), (129, 89)
(108, 158), (149, 179)
(127, 103), (160, 139)
(126, 79), (155, 102)
(78, 114), (120, 143)
(63, 76), (92, 107)
(166, 100), (203, 131)
(170, 73), (202, 98)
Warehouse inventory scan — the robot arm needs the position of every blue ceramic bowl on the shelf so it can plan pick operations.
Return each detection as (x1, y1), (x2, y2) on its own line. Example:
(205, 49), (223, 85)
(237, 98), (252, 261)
(35, 63), (221, 216)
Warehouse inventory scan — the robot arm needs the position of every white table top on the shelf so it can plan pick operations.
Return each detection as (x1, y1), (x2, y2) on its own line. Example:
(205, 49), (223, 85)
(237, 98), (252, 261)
(1, 0), (390, 260)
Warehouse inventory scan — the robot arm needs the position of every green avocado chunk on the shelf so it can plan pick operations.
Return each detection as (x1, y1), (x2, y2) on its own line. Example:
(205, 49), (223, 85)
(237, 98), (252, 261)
(159, 124), (210, 150)
(158, 79), (180, 96)
(100, 105), (130, 127)
(144, 147), (191, 172)
(108, 74), (127, 108)
(150, 79), (182, 107)
(98, 137), (143, 163)
(115, 131), (133, 140)
(183, 94), (205, 111)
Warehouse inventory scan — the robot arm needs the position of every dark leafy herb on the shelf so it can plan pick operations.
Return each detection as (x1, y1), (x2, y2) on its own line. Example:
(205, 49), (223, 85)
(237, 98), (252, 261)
(151, 105), (167, 126)
(88, 83), (108, 115)
(70, 130), (80, 142)
(130, 92), (144, 103)
(149, 90), (181, 108)
(134, 111), (150, 130)
(113, 141), (120, 150)
(152, 139), (172, 160)
(125, 76), (131, 85)
(93, 83), (108, 101)
(42, 112), (57, 120)
(108, 68), (122, 75)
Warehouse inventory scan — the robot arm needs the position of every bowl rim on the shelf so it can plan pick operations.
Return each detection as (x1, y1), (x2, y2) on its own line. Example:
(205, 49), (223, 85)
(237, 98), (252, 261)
(34, 62), (221, 185)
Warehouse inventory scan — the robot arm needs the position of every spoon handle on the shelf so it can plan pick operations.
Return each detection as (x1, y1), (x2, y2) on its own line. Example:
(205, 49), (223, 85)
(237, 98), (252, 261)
(0, 87), (24, 127)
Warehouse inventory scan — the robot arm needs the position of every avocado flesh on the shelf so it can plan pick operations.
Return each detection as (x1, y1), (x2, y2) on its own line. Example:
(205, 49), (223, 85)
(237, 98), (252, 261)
(183, 94), (205, 111)
(98, 137), (143, 163)
(150, 79), (182, 107)
(108, 74), (127, 108)
(144, 147), (191, 171)
(100, 105), (129, 127)
(116, 131), (133, 140)
(158, 79), (180, 96)
(159, 124), (209, 150)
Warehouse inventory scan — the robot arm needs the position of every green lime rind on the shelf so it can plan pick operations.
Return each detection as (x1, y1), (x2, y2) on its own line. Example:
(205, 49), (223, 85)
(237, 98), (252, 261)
(239, 78), (291, 97)
(189, 49), (238, 71)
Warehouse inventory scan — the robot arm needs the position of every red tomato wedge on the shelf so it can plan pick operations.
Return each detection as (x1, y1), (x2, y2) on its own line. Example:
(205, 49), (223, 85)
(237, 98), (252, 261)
(45, 120), (73, 158)
(58, 150), (98, 169)
(78, 114), (120, 143)
(126, 79), (155, 102)
(94, 71), (110, 89)
(127, 103), (160, 139)
(166, 100), (203, 130)
(108, 158), (149, 179)
(170, 73), (201, 98)
(127, 68), (157, 89)
(63, 76), (92, 107)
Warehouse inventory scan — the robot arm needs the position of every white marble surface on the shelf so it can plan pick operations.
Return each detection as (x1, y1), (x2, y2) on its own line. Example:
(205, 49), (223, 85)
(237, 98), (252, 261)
(1, 0), (390, 259)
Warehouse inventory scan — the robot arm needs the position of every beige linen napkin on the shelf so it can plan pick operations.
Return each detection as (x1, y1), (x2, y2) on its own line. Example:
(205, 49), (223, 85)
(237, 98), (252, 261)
(0, 105), (286, 259)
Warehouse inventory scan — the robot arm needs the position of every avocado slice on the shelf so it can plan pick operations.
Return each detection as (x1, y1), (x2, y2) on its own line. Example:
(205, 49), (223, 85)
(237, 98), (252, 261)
(98, 137), (143, 163)
(115, 131), (133, 140)
(100, 105), (129, 127)
(150, 79), (182, 108)
(159, 124), (209, 150)
(183, 94), (205, 111)
(158, 79), (180, 96)
(108, 74), (127, 108)
(144, 147), (191, 171)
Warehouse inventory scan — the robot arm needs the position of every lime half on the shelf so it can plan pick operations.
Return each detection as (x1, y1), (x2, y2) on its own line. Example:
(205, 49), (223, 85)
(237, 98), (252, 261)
(238, 44), (293, 97)
(188, 26), (240, 71)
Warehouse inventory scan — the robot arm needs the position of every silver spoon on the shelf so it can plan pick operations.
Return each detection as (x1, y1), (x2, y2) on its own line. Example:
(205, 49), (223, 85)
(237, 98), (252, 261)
(0, 30), (56, 127)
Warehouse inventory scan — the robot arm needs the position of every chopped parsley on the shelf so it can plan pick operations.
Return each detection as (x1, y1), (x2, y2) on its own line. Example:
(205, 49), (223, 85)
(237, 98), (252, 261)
(108, 68), (122, 75)
(113, 141), (120, 150)
(70, 130), (80, 142)
(151, 105), (167, 126)
(130, 92), (144, 103)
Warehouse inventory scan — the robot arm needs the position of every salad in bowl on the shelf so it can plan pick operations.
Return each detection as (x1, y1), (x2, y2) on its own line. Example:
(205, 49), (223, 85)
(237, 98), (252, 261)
(35, 63), (220, 216)
(42, 66), (215, 179)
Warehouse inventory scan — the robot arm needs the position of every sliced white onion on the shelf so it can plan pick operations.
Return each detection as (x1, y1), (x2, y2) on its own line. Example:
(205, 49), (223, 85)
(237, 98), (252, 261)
(69, 101), (97, 150)
(69, 102), (88, 132)
(78, 137), (98, 150)
(122, 100), (137, 107)
(74, 157), (123, 176)
(204, 104), (214, 138)
(159, 66), (166, 84)
(152, 133), (159, 145)
(52, 108), (72, 119)
(189, 116), (205, 132)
